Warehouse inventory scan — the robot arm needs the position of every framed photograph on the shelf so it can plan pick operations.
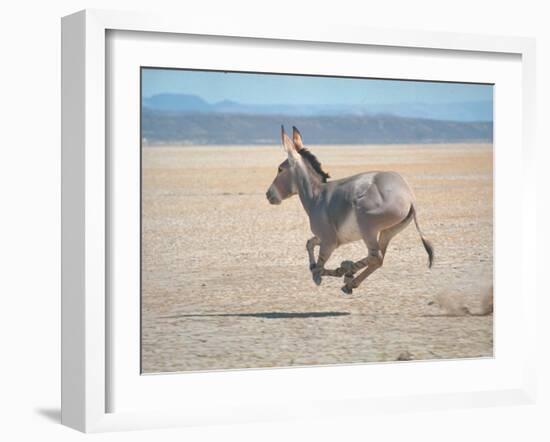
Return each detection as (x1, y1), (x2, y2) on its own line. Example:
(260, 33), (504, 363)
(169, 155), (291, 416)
(61, 9), (537, 432)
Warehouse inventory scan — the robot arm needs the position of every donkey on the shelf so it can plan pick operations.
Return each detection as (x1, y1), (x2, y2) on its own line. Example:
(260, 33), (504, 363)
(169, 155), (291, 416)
(266, 126), (433, 294)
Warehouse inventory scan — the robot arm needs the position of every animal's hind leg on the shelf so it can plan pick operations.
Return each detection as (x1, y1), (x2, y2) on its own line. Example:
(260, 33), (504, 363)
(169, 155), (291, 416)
(341, 227), (383, 294)
(379, 211), (413, 257)
(340, 211), (412, 275)
(339, 258), (368, 288)
(341, 253), (383, 294)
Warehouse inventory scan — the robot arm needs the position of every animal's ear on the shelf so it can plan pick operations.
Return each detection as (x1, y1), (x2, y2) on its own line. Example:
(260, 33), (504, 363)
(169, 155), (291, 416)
(281, 126), (300, 161)
(292, 126), (304, 150)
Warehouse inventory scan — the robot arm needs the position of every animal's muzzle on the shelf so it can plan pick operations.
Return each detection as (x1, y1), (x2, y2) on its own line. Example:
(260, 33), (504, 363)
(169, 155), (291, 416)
(266, 188), (281, 205)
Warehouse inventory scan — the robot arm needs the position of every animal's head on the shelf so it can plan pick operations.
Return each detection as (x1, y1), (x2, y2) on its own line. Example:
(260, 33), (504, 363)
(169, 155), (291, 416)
(266, 126), (330, 205)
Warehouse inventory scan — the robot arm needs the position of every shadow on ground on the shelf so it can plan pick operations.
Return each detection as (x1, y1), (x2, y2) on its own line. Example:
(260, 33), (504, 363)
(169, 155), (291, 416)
(163, 311), (351, 320)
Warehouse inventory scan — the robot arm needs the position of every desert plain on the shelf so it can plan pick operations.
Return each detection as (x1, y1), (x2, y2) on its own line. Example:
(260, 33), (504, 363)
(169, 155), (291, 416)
(141, 143), (493, 373)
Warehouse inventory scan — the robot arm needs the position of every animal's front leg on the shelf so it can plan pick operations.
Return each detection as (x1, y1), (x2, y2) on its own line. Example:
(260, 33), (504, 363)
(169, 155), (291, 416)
(311, 242), (337, 286)
(306, 237), (320, 271)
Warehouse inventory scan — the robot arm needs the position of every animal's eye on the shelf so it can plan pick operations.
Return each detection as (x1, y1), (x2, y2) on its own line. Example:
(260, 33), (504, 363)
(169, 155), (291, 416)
(278, 167), (283, 174)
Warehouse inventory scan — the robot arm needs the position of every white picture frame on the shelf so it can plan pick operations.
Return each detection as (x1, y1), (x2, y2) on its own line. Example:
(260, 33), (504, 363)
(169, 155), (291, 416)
(61, 9), (537, 433)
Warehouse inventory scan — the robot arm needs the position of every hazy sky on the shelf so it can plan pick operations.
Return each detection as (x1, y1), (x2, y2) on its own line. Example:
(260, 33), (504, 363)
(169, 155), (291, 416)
(142, 68), (493, 106)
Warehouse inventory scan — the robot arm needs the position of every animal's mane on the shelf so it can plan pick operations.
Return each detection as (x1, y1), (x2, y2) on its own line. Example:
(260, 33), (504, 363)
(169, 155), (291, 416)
(298, 148), (330, 183)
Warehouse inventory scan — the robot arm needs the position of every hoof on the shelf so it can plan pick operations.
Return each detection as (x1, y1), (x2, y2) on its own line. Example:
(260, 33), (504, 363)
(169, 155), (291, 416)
(340, 260), (354, 273)
(312, 272), (322, 286)
(341, 285), (353, 295)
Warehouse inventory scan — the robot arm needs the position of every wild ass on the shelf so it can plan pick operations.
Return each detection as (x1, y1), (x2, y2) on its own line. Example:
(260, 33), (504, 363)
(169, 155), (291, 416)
(266, 126), (434, 294)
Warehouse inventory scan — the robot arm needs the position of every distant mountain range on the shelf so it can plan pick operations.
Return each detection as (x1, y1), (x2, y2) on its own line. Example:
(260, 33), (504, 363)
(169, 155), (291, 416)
(143, 93), (493, 122)
(142, 109), (493, 145)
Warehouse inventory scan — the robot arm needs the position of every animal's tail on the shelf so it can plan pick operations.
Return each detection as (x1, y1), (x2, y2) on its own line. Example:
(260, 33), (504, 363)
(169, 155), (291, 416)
(411, 205), (434, 268)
